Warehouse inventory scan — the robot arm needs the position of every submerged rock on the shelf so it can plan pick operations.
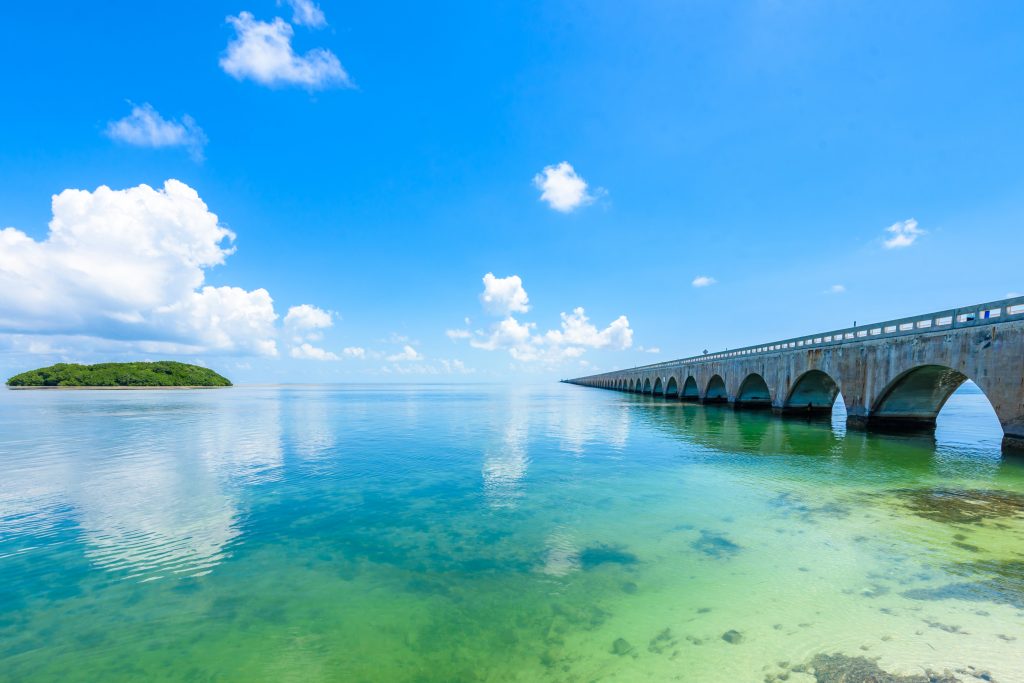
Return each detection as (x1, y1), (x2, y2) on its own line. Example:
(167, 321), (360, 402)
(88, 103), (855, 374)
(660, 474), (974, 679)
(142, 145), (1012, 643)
(579, 544), (638, 570)
(648, 628), (676, 654)
(611, 637), (633, 656)
(692, 530), (742, 559)
(804, 653), (964, 682)
(892, 488), (1024, 525)
(902, 560), (1024, 610)
(722, 629), (743, 644)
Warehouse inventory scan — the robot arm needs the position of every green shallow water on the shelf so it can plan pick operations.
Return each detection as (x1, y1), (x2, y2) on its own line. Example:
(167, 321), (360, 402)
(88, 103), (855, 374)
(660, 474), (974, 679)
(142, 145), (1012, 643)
(1, 384), (1022, 682)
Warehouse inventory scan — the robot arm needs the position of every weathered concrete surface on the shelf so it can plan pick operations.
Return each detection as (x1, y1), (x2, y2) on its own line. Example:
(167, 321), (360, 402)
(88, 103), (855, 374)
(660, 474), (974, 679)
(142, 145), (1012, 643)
(568, 301), (1024, 453)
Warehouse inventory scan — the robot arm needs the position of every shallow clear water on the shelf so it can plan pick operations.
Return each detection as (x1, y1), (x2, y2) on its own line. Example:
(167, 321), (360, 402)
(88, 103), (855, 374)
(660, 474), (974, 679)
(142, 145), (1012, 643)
(1, 383), (1022, 682)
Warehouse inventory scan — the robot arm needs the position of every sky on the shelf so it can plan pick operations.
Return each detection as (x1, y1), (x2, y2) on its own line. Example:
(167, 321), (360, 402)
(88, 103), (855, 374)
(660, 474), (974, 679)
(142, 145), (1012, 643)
(1, 1), (1023, 383)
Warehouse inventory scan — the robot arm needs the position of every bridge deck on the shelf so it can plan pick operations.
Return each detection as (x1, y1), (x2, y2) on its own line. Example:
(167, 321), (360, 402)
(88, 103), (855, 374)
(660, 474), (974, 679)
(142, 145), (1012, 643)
(567, 296), (1024, 453)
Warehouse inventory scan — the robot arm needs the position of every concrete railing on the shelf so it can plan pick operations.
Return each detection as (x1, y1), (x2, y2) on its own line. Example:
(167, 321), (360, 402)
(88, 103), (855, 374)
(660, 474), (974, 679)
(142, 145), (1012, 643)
(587, 295), (1024, 379)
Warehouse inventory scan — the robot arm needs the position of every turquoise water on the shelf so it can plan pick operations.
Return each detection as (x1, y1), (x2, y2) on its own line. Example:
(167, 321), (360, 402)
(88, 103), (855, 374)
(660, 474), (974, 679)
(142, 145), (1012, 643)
(1, 384), (1022, 682)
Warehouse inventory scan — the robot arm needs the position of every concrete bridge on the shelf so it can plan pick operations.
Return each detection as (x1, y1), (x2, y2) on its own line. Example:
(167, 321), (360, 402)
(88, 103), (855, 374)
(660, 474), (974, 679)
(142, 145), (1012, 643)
(566, 296), (1024, 452)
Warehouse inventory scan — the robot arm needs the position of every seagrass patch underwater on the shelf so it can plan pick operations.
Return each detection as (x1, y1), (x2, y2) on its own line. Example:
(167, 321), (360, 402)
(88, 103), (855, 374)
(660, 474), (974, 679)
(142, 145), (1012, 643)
(0, 383), (1022, 682)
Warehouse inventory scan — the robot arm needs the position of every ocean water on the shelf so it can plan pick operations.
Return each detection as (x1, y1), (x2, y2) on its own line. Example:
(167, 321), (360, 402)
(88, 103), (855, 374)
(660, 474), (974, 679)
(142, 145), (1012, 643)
(1, 383), (1022, 682)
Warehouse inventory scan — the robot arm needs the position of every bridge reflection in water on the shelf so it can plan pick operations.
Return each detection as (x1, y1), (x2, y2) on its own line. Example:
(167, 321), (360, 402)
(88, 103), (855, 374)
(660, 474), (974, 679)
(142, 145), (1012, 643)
(567, 297), (1024, 453)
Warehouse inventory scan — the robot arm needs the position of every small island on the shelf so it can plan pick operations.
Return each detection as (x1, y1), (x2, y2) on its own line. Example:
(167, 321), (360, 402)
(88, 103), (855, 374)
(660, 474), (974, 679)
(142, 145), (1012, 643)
(6, 361), (232, 389)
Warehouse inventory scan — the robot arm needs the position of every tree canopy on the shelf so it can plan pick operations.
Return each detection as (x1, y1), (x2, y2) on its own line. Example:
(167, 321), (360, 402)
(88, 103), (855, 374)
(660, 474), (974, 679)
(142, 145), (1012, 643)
(6, 361), (232, 387)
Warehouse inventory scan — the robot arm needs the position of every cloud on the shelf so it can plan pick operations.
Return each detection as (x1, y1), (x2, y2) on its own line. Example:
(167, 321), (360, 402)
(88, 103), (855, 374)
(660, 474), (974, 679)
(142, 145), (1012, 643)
(637, 345), (661, 354)
(0, 180), (334, 357)
(467, 310), (631, 364)
(533, 162), (595, 212)
(544, 308), (632, 351)
(283, 0), (326, 27)
(220, 12), (352, 90)
(470, 316), (535, 352)
(283, 304), (335, 356)
(440, 359), (472, 374)
(826, 284), (846, 294)
(882, 218), (924, 249)
(691, 275), (716, 287)
(290, 342), (338, 360)
(480, 272), (530, 315)
(452, 273), (634, 366)
(105, 103), (207, 161)
(342, 346), (366, 358)
(382, 332), (417, 345)
(384, 358), (474, 375)
(284, 304), (332, 332)
(387, 345), (423, 362)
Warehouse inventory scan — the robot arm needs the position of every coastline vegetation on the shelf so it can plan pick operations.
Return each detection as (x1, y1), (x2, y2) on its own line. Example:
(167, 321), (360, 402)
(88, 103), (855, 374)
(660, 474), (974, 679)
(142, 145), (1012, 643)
(6, 361), (232, 388)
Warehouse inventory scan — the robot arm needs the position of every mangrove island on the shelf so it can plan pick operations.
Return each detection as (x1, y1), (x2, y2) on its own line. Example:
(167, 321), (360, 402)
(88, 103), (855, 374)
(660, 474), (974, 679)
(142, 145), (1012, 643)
(6, 361), (232, 388)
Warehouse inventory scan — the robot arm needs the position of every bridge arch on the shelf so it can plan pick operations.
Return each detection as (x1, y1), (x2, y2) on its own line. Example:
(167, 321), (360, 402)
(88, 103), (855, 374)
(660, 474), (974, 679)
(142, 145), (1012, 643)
(869, 364), (970, 430)
(783, 369), (841, 417)
(735, 373), (772, 408)
(681, 376), (699, 402)
(642, 377), (652, 394)
(653, 377), (664, 396)
(704, 374), (728, 404)
(665, 376), (679, 398)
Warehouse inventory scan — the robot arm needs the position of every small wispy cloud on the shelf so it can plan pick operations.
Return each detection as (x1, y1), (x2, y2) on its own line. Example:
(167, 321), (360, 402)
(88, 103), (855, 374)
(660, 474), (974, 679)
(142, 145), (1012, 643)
(282, 0), (326, 27)
(290, 342), (339, 360)
(387, 345), (423, 362)
(825, 284), (846, 294)
(883, 218), (924, 249)
(105, 103), (207, 161)
(691, 275), (716, 288)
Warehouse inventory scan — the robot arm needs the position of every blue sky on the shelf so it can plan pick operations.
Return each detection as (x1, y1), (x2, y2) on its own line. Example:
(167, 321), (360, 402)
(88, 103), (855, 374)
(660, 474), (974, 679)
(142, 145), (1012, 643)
(1, 1), (1023, 383)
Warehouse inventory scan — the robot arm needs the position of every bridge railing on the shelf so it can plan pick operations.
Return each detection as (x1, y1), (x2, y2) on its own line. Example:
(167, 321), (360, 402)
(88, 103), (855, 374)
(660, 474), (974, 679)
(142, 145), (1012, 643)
(577, 295), (1024, 380)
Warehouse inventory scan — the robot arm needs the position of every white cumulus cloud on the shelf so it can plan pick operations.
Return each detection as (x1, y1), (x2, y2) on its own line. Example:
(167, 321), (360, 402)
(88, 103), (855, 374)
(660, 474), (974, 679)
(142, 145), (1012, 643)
(691, 275), (716, 288)
(283, 0), (326, 27)
(470, 316), (535, 352)
(290, 342), (339, 360)
(284, 304), (333, 331)
(387, 345), (423, 362)
(284, 304), (334, 355)
(452, 273), (634, 366)
(0, 180), (333, 357)
(544, 308), (632, 350)
(342, 346), (366, 358)
(533, 162), (595, 213)
(480, 272), (530, 315)
(220, 12), (352, 90)
(105, 103), (207, 161)
(883, 218), (924, 249)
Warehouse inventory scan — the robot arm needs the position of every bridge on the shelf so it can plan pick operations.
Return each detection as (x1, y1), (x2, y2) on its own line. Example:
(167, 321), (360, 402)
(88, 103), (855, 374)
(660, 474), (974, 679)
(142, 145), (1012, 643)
(566, 296), (1024, 452)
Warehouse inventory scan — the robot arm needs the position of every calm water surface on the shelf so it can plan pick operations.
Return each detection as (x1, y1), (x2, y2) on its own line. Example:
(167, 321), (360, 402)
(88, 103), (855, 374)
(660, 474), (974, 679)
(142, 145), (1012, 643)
(1, 384), (1022, 682)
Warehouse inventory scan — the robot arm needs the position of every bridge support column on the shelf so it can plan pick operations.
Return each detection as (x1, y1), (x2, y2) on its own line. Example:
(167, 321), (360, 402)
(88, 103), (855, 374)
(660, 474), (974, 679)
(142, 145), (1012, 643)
(1001, 418), (1024, 453)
